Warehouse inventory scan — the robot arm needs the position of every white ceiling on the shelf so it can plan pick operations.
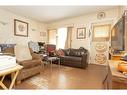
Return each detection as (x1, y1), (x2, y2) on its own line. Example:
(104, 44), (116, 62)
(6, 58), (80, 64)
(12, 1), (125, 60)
(0, 6), (117, 23)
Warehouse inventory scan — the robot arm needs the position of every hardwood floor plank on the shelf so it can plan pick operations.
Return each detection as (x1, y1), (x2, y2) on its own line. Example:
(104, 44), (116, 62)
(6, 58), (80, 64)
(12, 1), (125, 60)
(2, 64), (109, 89)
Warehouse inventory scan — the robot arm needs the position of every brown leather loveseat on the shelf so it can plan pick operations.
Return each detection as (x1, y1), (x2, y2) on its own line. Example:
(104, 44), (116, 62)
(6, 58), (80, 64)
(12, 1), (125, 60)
(59, 48), (89, 69)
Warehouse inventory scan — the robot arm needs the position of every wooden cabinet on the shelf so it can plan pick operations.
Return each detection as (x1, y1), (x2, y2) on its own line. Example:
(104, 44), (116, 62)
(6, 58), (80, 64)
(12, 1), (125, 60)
(111, 54), (124, 60)
(109, 50), (127, 60)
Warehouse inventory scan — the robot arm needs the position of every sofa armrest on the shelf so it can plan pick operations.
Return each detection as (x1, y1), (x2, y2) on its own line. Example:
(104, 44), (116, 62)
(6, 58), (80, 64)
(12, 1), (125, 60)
(81, 51), (89, 69)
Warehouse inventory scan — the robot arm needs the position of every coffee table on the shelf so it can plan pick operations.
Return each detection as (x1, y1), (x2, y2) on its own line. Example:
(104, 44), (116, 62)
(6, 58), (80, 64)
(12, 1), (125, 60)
(45, 57), (60, 68)
(0, 64), (23, 89)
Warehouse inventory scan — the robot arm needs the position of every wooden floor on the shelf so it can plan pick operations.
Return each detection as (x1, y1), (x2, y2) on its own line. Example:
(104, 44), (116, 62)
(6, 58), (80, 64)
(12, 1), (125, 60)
(1, 64), (109, 89)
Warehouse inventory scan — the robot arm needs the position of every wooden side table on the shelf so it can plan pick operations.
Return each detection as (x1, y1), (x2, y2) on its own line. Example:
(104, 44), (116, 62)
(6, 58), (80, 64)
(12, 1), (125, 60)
(0, 64), (23, 89)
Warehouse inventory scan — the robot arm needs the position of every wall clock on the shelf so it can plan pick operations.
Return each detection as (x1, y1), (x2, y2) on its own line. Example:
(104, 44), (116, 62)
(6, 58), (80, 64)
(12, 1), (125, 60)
(97, 12), (106, 19)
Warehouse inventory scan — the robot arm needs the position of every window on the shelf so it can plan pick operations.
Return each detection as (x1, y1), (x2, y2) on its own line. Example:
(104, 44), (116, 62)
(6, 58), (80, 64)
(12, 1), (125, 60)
(48, 28), (68, 49)
(57, 28), (67, 49)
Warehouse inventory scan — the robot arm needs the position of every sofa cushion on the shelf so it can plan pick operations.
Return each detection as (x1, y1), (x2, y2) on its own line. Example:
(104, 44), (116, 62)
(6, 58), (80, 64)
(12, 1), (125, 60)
(55, 49), (65, 56)
(61, 56), (82, 62)
(62, 49), (70, 56)
(18, 59), (41, 69)
(14, 44), (32, 62)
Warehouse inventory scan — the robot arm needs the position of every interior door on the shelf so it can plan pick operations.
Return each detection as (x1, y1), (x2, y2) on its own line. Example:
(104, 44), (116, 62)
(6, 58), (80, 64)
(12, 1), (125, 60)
(90, 23), (111, 65)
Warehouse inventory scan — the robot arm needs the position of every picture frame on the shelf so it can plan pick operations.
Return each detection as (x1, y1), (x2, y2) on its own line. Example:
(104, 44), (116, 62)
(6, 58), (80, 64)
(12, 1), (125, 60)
(14, 19), (28, 37)
(77, 27), (86, 39)
(40, 32), (46, 37)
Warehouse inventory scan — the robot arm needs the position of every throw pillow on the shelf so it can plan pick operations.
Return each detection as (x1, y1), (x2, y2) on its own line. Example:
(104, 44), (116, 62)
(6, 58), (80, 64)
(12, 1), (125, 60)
(62, 49), (70, 56)
(49, 50), (56, 57)
(55, 49), (65, 56)
(60, 49), (65, 56)
(54, 50), (59, 56)
(14, 44), (32, 62)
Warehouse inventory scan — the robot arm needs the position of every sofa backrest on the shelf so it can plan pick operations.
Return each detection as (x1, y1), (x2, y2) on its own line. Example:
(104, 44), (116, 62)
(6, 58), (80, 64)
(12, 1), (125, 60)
(46, 44), (56, 53)
(62, 48), (88, 57)
(62, 49), (70, 56)
(3, 47), (15, 54)
(0, 44), (16, 53)
(70, 49), (87, 57)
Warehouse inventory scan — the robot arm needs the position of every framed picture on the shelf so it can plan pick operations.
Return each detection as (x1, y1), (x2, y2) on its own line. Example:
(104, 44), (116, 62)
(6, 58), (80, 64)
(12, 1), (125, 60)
(14, 19), (28, 37)
(77, 27), (86, 39)
(40, 32), (46, 37)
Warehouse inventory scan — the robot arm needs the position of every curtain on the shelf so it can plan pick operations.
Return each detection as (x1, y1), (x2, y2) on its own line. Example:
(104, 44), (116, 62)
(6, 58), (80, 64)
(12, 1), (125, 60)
(64, 27), (72, 49)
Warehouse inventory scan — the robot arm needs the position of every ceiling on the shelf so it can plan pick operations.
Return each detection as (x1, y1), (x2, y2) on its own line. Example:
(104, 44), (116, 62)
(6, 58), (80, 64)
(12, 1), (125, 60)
(0, 6), (117, 23)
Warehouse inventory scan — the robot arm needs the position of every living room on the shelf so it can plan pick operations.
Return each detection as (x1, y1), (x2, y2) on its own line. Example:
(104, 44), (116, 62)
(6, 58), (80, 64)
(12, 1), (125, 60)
(0, 2), (127, 93)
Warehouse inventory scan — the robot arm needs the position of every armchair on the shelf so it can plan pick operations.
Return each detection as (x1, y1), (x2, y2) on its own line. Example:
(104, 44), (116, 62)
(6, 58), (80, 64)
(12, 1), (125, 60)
(3, 47), (43, 84)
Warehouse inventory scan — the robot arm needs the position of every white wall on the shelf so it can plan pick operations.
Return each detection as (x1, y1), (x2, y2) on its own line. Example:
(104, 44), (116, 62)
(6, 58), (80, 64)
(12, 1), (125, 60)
(0, 7), (123, 49)
(119, 6), (127, 16)
(0, 8), (47, 45)
(47, 7), (120, 51)
(0, 7), (125, 64)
